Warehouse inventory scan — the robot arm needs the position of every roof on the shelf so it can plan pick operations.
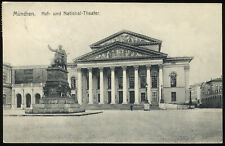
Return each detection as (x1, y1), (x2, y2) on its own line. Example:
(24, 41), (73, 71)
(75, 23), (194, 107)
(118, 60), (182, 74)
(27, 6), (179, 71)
(206, 77), (222, 83)
(164, 57), (194, 63)
(90, 30), (162, 51)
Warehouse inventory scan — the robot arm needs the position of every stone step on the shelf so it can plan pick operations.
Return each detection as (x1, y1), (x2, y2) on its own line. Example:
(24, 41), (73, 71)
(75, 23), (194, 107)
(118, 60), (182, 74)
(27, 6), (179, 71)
(82, 104), (148, 110)
(26, 107), (85, 114)
(32, 104), (81, 109)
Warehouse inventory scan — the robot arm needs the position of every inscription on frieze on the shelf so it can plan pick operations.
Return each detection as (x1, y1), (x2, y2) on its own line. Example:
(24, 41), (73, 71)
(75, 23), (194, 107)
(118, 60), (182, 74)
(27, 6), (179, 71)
(92, 47), (148, 60)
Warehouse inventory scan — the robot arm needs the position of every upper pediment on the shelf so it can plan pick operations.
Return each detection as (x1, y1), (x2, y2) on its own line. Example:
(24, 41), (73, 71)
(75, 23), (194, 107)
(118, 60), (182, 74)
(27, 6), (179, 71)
(90, 30), (162, 51)
(75, 42), (167, 62)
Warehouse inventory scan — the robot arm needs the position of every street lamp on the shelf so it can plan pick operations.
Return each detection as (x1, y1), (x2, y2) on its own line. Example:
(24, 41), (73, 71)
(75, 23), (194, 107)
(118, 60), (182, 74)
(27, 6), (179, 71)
(189, 87), (192, 108)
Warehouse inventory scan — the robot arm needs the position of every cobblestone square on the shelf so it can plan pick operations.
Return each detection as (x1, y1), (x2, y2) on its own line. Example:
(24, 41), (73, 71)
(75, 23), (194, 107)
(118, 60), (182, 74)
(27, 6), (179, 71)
(3, 109), (222, 143)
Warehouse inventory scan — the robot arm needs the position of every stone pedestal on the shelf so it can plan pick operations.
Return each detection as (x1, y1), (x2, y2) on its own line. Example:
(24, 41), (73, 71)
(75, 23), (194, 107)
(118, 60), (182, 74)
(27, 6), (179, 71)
(25, 67), (85, 114)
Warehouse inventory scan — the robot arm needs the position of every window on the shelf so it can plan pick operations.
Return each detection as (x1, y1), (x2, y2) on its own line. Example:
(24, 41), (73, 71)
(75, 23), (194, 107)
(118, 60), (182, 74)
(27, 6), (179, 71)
(151, 71), (158, 88)
(71, 77), (76, 89)
(141, 93), (146, 102)
(171, 92), (176, 102)
(97, 76), (100, 89)
(24, 69), (33, 83)
(108, 76), (111, 89)
(119, 76), (123, 89)
(3, 94), (6, 105)
(129, 75), (134, 89)
(3, 72), (7, 83)
(170, 72), (177, 87)
(140, 76), (146, 88)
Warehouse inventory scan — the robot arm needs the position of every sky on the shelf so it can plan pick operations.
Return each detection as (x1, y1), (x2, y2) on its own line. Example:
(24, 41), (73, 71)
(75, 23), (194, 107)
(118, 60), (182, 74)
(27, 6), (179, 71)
(2, 2), (222, 85)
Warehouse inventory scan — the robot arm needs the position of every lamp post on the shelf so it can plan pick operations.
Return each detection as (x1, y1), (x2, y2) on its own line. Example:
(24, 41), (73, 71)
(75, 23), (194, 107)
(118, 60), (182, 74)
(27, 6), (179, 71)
(189, 87), (192, 108)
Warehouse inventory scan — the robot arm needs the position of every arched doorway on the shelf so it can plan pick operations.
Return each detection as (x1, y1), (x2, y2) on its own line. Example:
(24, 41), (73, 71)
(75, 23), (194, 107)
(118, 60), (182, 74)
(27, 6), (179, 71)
(35, 93), (41, 104)
(16, 94), (22, 108)
(26, 94), (31, 108)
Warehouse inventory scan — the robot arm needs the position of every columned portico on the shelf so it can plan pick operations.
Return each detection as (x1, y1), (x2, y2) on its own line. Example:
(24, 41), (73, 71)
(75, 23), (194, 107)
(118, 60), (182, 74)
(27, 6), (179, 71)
(88, 68), (93, 104)
(111, 67), (115, 104)
(99, 67), (104, 104)
(122, 66), (127, 104)
(134, 66), (139, 104)
(146, 65), (152, 104)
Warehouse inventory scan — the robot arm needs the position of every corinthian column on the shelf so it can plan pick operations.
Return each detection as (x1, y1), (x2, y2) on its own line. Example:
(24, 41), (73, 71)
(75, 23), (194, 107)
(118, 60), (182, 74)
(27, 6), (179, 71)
(99, 67), (104, 104)
(88, 68), (93, 104)
(134, 66), (139, 104)
(146, 65), (152, 104)
(111, 67), (115, 104)
(77, 68), (82, 105)
(122, 66), (127, 104)
(158, 65), (163, 104)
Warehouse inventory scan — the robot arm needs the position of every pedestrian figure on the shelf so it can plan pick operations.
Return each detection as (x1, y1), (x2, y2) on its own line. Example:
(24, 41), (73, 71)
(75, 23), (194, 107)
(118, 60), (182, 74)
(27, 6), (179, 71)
(130, 104), (133, 111)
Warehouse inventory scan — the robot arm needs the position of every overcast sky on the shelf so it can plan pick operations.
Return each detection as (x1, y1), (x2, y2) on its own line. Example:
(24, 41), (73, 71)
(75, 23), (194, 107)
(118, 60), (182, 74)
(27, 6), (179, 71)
(2, 2), (222, 85)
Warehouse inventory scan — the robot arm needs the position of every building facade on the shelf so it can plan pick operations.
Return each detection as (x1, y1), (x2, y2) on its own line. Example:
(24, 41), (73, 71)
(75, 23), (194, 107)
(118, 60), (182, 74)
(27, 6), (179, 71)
(3, 63), (12, 108)
(3, 30), (193, 109)
(200, 78), (223, 108)
(190, 83), (202, 106)
(11, 65), (48, 109)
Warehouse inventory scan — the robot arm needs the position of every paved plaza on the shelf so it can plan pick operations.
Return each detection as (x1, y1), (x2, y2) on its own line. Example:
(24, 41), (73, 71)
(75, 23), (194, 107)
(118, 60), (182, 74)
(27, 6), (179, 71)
(3, 108), (222, 143)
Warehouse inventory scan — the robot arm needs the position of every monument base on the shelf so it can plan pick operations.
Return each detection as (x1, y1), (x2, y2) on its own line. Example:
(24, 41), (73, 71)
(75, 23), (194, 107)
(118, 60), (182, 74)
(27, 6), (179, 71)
(25, 98), (85, 114)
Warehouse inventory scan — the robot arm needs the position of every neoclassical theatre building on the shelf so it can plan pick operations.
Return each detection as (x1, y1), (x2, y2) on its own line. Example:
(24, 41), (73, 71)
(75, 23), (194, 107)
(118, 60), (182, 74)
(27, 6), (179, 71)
(3, 30), (193, 109)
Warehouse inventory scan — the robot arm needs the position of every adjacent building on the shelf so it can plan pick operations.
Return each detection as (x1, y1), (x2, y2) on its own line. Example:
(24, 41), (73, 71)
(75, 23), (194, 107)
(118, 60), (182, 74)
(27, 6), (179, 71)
(3, 63), (12, 109)
(200, 77), (223, 108)
(3, 30), (194, 110)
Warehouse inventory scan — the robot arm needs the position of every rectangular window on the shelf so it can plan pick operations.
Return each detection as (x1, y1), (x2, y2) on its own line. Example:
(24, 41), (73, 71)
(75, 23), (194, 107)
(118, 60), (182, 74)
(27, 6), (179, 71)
(108, 76), (111, 89)
(152, 73), (158, 88)
(24, 69), (33, 83)
(71, 77), (76, 89)
(3, 72), (7, 83)
(171, 92), (176, 102)
(141, 93), (146, 102)
(3, 94), (6, 105)
(140, 76), (146, 88)
(129, 76), (134, 89)
(119, 76), (123, 89)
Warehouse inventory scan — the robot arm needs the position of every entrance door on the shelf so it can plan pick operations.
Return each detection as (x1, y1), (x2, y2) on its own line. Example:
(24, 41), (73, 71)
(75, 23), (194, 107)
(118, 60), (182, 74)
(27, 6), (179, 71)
(119, 91), (123, 104)
(17, 94), (22, 108)
(108, 91), (111, 104)
(130, 91), (135, 104)
(26, 94), (31, 108)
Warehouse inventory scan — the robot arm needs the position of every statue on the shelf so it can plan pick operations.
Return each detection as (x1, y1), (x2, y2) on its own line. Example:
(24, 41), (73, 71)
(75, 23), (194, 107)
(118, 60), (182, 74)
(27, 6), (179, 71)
(48, 45), (67, 70)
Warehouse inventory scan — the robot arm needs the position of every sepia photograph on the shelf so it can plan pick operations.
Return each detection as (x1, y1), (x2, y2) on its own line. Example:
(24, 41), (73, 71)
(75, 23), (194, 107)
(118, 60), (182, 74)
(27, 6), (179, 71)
(2, 2), (222, 143)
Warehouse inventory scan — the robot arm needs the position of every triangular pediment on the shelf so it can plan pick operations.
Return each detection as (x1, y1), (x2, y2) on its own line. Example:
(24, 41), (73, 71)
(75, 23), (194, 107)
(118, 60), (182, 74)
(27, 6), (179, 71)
(75, 42), (167, 62)
(90, 30), (162, 49)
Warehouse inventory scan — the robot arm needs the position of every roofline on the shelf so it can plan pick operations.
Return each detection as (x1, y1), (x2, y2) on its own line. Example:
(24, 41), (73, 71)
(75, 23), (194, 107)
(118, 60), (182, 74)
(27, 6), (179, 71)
(164, 56), (194, 63)
(12, 65), (49, 69)
(90, 30), (162, 47)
